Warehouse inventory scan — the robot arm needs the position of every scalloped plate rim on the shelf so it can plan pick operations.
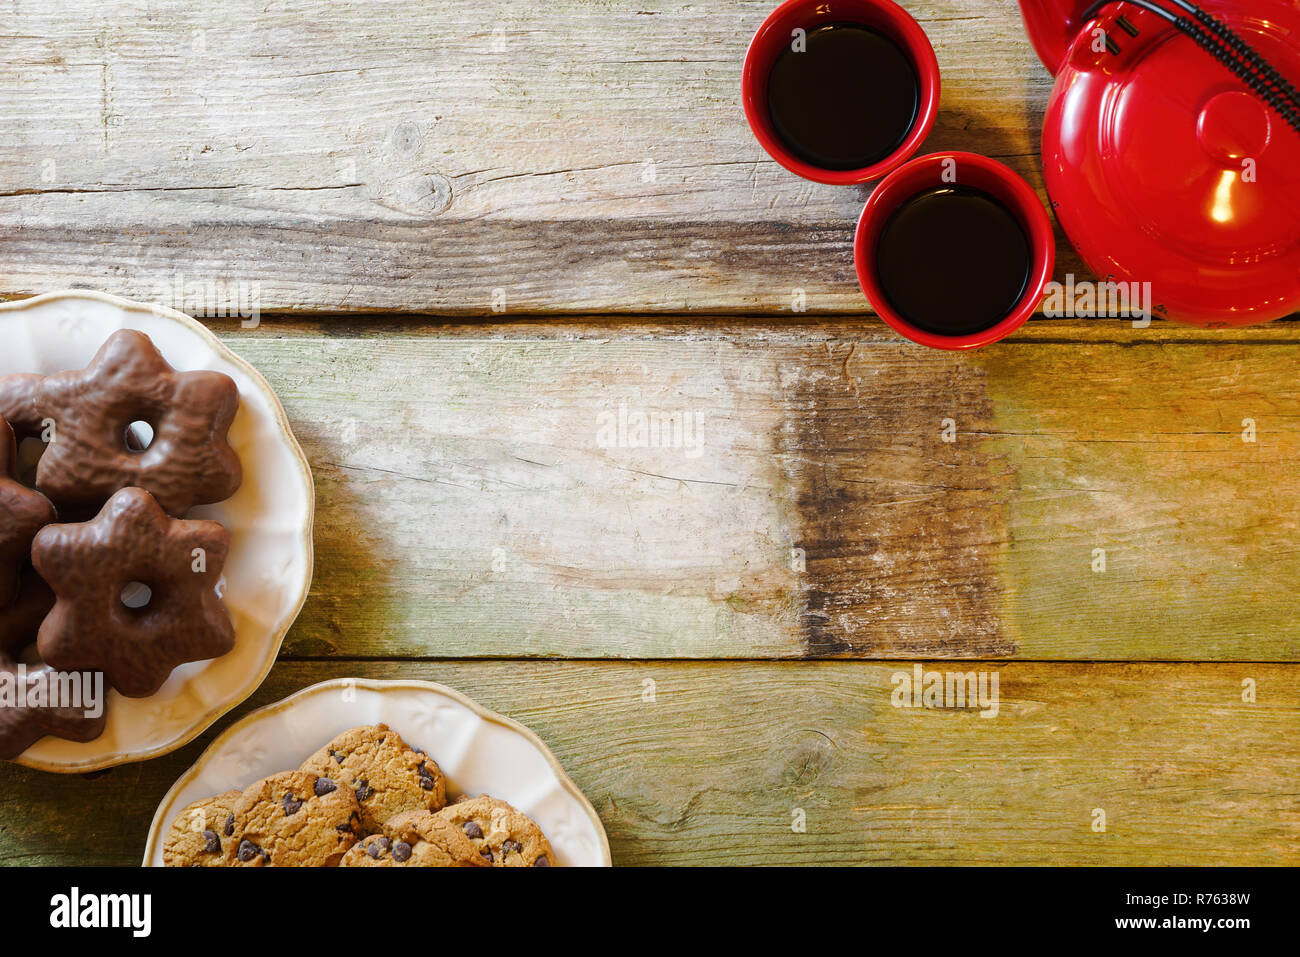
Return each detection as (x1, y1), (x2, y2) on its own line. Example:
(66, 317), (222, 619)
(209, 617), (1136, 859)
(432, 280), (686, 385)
(142, 677), (613, 867)
(0, 289), (316, 773)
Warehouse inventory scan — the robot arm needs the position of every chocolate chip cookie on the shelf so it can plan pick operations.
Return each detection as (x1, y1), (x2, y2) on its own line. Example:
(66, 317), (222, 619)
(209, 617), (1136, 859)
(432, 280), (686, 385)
(301, 724), (447, 833)
(228, 770), (361, 867)
(340, 810), (486, 868)
(436, 796), (555, 867)
(162, 790), (241, 867)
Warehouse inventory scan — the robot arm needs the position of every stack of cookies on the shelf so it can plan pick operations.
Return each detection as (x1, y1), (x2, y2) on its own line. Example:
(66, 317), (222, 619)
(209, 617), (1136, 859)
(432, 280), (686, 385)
(164, 724), (556, 867)
(0, 330), (242, 760)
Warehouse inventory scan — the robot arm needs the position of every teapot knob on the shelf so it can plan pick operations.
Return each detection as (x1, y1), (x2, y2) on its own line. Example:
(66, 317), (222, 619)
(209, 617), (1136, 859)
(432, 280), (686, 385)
(1196, 90), (1272, 165)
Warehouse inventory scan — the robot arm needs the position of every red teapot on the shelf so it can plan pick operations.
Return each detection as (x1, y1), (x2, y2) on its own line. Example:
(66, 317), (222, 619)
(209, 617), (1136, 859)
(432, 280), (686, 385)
(1018, 0), (1300, 325)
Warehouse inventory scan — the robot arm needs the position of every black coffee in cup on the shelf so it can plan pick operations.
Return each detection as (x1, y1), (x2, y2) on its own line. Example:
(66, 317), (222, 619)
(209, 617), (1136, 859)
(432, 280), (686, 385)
(875, 185), (1032, 336)
(766, 23), (920, 171)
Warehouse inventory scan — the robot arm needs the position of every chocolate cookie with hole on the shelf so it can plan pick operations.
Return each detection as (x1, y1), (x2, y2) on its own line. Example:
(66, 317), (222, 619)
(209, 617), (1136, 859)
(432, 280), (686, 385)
(0, 374), (46, 444)
(0, 566), (54, 652)
(0, 652), (109, 761)
(340, 810), (486, 868)
(228, 770), (362, 867)
(32, 487), (234, 698)
(301, 724), (447, 833)
(0, 574), (107, 764)
(162, 790), (241, 867)
(0, 417), (56, 607)
(34, 329), (241, 517)
(0, 566), (108, 762)
(436, 795), (555, 867)
(0, 377), (47, 487)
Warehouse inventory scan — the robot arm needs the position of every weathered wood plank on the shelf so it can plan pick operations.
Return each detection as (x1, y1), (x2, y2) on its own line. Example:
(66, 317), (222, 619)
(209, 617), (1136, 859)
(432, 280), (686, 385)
(210, 324), (1300, 660)
(0, 660), (1294, 866)
(0, 0), (1076, 314)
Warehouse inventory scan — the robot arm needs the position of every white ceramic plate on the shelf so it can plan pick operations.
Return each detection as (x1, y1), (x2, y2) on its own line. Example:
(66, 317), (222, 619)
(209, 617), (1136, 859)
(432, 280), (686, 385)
(143, 678), (612, 867)
(0, 290), (315, 772)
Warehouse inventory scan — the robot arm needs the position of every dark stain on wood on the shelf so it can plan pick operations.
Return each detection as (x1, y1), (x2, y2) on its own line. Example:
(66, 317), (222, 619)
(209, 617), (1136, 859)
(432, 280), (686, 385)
(777, 345), (1015, 657)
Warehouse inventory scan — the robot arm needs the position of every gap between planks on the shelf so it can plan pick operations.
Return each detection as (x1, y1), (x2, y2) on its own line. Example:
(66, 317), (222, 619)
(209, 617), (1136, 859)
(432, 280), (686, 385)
(193, 314), (1300, 344)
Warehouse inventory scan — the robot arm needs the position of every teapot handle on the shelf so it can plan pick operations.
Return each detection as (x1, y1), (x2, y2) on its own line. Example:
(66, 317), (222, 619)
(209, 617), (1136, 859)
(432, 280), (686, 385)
(1017, 0), (1095, 75)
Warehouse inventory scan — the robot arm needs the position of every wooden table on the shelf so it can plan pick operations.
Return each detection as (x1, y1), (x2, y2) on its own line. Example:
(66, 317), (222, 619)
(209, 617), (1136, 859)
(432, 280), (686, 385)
(1, 0), (1297, 866)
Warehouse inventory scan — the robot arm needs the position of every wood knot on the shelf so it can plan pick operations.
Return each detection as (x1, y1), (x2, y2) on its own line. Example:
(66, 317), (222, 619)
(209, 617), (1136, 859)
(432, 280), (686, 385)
(368, 171), (452, 217)
(767, 729), (836, 792)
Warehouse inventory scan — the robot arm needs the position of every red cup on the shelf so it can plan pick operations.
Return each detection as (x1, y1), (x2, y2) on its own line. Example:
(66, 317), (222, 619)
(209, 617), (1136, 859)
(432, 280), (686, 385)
(854, 152), (1056, 350)
(741, 0), (941, 185)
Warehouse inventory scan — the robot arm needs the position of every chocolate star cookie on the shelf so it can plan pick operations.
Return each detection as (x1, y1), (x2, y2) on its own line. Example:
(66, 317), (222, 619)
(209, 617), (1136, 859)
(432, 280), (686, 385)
(340, 810), (486, 867)
(229, 770), (362, 867)
(0, 569), (107, 761)
(301, 724), (447, 833)
(0, 567), (54, 651)
(436, 796), (555, 867)
(0, 417), (56, 607)
(163, 790), (241, 867)
(0, 652), (109, 761)
(0, 374), (45, 442)
(35, 329), (242, 517)
(32, 487), (235, 698)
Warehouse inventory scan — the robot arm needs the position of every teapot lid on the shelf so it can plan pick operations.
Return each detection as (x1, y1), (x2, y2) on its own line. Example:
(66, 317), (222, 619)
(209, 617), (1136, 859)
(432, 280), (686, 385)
(1042, 0), (1300, 325)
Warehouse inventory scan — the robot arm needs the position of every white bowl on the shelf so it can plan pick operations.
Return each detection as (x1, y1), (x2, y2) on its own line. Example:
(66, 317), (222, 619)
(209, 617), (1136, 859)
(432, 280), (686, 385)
(143, 678), (612, 867)
(0, 291), (315, 772)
